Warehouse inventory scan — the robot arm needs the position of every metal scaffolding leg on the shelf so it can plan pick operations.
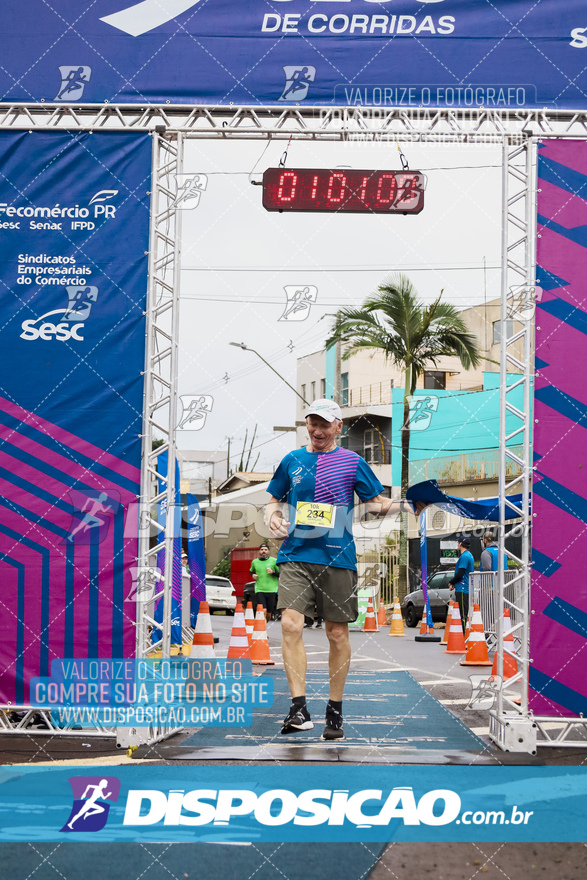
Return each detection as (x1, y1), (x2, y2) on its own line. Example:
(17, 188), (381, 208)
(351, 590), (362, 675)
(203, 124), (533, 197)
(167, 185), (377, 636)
(489, 136), (536, 753)
(116, 131), (184, 751)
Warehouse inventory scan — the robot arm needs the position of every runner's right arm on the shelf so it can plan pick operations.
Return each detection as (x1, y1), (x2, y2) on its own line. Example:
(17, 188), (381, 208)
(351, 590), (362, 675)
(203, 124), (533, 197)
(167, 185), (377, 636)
(266, 496), (291, 538)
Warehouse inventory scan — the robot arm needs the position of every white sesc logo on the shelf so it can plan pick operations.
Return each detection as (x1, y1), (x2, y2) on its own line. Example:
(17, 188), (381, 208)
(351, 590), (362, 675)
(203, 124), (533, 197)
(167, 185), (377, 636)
(20, 285), (99, 342)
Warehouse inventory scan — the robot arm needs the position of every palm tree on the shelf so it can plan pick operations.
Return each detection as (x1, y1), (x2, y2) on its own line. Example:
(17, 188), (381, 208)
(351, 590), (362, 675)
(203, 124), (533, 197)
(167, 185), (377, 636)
(326, 274), (481, 593)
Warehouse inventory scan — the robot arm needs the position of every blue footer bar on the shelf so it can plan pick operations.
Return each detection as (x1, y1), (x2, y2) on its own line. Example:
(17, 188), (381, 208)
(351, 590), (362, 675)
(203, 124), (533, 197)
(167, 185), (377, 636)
(1, 766), (586, 842)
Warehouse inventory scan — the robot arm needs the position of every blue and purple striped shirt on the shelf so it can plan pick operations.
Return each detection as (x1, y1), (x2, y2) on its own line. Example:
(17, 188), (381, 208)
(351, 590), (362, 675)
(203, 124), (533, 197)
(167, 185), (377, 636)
(267, 446), (384, 570)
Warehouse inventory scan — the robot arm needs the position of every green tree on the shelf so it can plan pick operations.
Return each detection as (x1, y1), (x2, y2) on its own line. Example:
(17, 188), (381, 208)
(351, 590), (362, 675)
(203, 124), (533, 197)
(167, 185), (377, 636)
(212, 552), (231, 579)
(326, 274), (481, 593)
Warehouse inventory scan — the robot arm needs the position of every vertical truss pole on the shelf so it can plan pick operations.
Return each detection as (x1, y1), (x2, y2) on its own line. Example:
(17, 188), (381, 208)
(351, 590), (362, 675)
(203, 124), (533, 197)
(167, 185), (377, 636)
(521, 140), (535, 714)
(136, 131), (183, 661)
(163, 133), (184, 656)
(491, 135), (535, 751)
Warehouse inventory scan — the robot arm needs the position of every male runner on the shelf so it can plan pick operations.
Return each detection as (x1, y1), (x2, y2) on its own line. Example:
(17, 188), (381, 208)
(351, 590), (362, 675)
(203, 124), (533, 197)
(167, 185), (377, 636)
(250, 542), (279, 620)
(266, 399), (415, 740)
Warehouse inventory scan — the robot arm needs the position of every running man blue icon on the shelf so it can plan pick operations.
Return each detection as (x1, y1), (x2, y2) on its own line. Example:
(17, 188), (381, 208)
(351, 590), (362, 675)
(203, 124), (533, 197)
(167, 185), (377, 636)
(407, 395), (439, 431)
(63, 285), (99, 323)
(279, 66), (316, 102)
(61, 776), (120, 833)
(55, 66), (92, 101)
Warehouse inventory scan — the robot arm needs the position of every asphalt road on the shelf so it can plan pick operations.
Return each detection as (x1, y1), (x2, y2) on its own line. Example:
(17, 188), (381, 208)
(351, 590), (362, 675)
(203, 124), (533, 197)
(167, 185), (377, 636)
(1, 613), (585, 766)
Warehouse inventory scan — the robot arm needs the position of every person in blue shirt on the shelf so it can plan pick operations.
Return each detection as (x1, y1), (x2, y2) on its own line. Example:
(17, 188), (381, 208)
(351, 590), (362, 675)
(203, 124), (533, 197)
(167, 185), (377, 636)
(266, 398), (423, 742)
(449, 535), (475, 634)
(481, 532), (508, 572)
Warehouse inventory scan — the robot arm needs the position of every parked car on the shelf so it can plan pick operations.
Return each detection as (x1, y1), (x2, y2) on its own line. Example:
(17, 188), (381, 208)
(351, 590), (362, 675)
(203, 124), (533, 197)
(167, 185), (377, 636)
(243, 580), (256, 609)
(401, 569), (454, 628)
(205, 575), (236, 615)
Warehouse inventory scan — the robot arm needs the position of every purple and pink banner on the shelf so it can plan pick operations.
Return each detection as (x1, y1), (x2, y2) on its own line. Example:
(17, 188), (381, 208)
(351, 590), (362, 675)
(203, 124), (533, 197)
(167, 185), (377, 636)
(0, 131), (151, 703)
(531, 139), (587, 717)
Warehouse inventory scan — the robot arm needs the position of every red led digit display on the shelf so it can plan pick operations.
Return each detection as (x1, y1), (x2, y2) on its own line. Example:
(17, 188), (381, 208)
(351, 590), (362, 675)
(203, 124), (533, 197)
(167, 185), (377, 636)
(262, 168), (425, 214)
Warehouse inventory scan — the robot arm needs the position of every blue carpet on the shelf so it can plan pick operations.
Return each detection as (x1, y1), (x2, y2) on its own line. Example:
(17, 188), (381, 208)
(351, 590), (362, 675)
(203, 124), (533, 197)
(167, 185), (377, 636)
(182, 669), (485, 750)
(1, 842), (386, 880)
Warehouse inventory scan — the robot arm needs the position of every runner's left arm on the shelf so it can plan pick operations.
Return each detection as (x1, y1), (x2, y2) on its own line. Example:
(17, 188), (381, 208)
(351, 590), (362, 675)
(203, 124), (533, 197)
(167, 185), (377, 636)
(363, 495), (427, 517)
(354, 458), (426, 516)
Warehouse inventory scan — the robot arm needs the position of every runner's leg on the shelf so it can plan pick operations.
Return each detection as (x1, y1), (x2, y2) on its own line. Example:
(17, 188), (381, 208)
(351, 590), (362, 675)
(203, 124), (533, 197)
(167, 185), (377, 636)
(281, 608), (307, 698)
(324, 620), (351, 701)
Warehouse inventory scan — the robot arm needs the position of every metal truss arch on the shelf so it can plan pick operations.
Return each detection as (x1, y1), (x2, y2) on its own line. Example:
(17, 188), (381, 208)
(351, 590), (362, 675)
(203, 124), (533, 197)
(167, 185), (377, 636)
(0, 101), (581, 753)
(1, 103), (587, 142)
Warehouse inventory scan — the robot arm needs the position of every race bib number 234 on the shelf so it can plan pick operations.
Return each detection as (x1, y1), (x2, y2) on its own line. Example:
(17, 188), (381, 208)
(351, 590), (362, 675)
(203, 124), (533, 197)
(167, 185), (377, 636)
(295, 502), (336, 528)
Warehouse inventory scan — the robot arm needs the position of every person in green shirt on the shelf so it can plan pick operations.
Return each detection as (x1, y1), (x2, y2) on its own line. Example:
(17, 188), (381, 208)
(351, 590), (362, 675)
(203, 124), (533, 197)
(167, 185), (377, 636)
(250, 543), (279, 621)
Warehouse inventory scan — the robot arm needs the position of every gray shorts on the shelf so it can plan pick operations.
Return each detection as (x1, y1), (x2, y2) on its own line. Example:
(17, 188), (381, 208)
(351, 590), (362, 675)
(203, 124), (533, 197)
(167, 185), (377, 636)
(277, 561), (358, 623)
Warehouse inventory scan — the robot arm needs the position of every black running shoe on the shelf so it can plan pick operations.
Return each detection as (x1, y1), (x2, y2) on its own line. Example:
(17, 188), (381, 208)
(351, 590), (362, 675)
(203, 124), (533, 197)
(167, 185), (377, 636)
(281, 704), (313, 734)
(321, 706), (344, 741)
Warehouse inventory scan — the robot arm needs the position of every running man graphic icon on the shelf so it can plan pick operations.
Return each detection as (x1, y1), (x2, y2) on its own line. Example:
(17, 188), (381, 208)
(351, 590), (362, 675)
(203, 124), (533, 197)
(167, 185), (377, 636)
(63, 285), (99, 323)
(407, 395), (439, 431)
(279, 286), (318, 322)
(279, 66), (316, 102)
(178, 395), (213, 430)
(55, 66), (92, 101)
(466, 675), (502, 710)
(61, 776), (120, 833)
(125, 566), (162, 603)
(67, 780), (112, 829)
(174, 173), (208, 209)
(64, 489), (120, 545)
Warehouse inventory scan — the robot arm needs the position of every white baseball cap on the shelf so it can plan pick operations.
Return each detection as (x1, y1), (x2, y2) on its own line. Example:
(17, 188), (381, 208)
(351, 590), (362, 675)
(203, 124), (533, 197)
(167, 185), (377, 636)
(305, 399), (342, 422)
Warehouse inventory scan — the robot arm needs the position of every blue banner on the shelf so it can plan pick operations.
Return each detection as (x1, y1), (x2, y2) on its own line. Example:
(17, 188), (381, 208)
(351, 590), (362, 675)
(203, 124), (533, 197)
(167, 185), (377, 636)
(186, 492), (207, 627)
(420, 512), (433, 629)
(1, 766), (587, 842)
(1, 2), (587, 108)
(0, 131), (151, 702)
(154, 451), (183, 646)
(407, 480), (526, 522)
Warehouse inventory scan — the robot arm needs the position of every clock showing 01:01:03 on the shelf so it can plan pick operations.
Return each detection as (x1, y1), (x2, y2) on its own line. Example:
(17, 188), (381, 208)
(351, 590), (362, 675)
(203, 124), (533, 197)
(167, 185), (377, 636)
(262, 167), (426, 214)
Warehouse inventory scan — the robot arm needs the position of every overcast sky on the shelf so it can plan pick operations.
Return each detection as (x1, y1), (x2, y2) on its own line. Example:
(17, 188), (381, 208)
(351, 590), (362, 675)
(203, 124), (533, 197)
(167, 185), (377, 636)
(175, 138), (503, 471)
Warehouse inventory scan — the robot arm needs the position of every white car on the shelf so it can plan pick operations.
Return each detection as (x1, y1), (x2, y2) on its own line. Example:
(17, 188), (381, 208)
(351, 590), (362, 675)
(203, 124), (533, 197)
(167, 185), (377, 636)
(205, 574), (236, 615)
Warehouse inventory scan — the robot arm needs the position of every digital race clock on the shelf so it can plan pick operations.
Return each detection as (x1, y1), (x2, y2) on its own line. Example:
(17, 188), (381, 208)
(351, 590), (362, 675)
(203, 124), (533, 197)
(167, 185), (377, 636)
(262, 167), (425, 214)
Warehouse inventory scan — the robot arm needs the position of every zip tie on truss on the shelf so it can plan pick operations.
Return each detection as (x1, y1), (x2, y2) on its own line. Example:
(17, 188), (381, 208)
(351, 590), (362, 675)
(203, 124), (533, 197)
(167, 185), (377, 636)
(279, 135), (293, 168)
(397, 143), (409, 171)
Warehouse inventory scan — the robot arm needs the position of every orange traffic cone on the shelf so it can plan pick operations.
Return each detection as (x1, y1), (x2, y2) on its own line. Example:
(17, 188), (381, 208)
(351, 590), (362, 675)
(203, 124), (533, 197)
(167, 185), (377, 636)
(227, 603), (252, 660)
(190, 600), (215, 658)
(250, 604), (275, 665)
(362, 599), (378, 632)
(490, 608), (519, 681)
(460, 604), (492, 666)
(388, 597), (405, 637)
(463, 603), (472, 642)
(444, 602), (466, 654)
(441, 601), (453, 645)
(419, 612), (435, 636)
(377, 602), (387, 627)
(244, 601), (255, 645)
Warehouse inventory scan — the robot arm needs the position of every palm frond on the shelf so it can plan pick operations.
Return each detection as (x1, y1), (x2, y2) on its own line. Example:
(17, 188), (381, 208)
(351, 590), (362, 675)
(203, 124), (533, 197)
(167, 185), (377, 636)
(325, 273), (481, 378)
